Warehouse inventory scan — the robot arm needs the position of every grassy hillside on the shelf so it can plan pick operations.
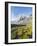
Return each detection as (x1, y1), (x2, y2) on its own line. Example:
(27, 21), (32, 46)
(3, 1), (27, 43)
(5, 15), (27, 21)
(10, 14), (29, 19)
(11, 21), (32, 39)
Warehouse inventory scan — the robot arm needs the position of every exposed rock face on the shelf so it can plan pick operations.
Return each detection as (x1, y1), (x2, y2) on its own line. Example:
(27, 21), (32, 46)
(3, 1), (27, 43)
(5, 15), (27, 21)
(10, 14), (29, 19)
(11, 14), (32, 25)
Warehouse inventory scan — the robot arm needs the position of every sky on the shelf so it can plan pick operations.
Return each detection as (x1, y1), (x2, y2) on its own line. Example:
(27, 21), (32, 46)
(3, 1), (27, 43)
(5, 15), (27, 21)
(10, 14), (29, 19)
(11, 6), (32, 21)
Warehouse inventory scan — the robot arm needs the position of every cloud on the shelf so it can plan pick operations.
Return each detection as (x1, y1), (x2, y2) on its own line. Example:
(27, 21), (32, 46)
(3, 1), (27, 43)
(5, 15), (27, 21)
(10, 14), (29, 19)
(11, 13), (30, 22)
(11, 14), (20, 22)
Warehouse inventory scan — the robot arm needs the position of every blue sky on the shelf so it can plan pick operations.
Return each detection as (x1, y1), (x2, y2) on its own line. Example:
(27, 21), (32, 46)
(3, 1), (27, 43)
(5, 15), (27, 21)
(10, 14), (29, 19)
(11, 6), (32, 21)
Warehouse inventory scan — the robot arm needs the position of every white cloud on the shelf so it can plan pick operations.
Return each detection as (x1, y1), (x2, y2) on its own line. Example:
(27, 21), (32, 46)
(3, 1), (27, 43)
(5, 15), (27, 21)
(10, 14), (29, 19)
(11, 13), (30, 22)
(11, 14), (20, 22)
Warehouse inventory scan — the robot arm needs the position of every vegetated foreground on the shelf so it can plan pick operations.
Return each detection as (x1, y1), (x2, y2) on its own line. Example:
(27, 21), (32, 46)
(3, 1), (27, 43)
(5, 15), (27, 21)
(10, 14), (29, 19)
(11, 22), (32, 39)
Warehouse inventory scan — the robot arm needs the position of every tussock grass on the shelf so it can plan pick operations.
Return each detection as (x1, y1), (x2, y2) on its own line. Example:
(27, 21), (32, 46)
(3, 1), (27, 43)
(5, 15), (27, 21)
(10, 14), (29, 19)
(11, 22), (32, 39)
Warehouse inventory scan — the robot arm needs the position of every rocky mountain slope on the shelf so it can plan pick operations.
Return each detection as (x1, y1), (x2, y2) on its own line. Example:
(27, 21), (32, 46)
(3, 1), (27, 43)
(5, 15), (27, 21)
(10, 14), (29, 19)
(11, 15), (32, 25)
